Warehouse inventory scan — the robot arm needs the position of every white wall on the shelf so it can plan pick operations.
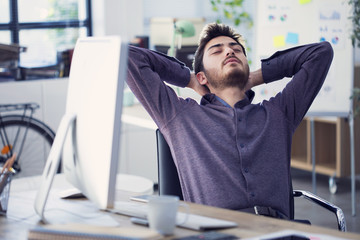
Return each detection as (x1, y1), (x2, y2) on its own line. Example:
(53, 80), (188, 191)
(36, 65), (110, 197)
(92, 0), (144, 40)
(91, 0), (359, 66)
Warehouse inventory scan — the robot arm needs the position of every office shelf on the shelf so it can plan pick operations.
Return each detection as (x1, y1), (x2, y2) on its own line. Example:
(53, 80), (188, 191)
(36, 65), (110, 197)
(291, 117), (359, 178)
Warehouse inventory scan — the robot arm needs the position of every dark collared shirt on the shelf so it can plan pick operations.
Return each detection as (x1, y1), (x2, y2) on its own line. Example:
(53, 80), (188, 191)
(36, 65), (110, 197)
(126, 42), (333, 218)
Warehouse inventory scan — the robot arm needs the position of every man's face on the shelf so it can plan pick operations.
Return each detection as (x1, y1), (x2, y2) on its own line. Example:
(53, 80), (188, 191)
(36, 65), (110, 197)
(199, 36), (249, 91)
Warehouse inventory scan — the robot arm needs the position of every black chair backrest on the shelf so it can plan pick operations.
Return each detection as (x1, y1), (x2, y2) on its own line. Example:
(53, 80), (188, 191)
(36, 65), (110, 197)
(156, 129), (183, 200)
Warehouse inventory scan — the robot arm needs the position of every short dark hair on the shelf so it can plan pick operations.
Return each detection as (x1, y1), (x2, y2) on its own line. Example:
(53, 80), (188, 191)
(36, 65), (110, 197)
(192, 23), (246, 74)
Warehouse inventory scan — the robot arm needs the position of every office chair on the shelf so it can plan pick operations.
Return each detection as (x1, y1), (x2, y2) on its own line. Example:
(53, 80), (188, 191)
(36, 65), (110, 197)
(156, 129), (183, 200)
(155, 129), (347, 232)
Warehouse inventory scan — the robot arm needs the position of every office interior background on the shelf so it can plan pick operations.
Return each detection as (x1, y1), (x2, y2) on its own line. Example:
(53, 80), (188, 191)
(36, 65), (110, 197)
(0, 0), (359, 233)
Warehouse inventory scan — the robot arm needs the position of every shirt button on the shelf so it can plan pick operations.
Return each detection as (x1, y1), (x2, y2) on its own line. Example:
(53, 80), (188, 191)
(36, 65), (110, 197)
(238, 117), (242, 122)
(244, 168), (249, 173)
(250, 192), (255, 197)
(240, 144), (245, 148)
(266, 61), (270, 65)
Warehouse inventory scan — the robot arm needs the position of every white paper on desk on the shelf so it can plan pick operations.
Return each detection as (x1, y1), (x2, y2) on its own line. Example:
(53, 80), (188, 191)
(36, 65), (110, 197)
(243, 229), (350, 240)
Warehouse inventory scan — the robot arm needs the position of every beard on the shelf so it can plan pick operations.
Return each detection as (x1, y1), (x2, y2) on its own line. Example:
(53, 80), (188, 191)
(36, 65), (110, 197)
(204, 66), (249, 91)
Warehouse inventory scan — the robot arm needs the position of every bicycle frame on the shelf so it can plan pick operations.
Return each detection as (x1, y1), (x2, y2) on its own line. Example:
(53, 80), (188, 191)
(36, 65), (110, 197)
(0, 103), (39, 165)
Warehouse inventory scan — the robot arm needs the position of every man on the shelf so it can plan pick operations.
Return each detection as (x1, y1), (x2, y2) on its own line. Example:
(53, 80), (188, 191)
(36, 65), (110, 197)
(126, 23), (333, 219)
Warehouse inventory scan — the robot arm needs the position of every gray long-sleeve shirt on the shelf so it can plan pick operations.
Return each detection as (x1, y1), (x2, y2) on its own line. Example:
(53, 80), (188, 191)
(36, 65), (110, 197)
(126, 41), (333, 218)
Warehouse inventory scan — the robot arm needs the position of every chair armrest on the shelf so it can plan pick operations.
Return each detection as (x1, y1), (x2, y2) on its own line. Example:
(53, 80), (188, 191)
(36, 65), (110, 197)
(293, 190), (346, 232)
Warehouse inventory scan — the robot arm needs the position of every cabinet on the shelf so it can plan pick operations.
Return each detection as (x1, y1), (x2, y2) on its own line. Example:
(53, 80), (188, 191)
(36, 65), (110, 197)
(291, 117), (360, 178)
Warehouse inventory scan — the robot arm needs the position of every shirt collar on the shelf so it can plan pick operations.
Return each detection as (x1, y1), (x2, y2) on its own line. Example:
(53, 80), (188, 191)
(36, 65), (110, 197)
(234, 90), (255, 108)
(215, 96), (232, 108)
(201, 90), (255, 109)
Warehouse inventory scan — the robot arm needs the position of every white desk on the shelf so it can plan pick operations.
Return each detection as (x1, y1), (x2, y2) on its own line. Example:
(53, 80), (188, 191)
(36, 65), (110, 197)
(1, 174), (360, 240)
(2, 173), (154, 239)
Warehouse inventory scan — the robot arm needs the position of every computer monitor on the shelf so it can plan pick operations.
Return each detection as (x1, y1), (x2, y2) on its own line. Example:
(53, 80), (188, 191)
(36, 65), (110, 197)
(34, 36), (128, 220)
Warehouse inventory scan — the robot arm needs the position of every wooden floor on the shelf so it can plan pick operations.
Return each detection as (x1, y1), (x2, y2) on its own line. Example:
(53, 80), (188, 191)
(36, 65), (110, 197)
(291, 168), (360, 234)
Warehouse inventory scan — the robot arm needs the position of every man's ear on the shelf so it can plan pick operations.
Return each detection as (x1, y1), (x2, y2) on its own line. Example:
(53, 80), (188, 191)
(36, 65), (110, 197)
(196, 72), (208, 86)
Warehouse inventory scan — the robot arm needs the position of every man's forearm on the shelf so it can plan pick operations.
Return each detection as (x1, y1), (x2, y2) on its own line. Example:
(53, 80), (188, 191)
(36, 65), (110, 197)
(126, 46), (192, 127)
(259, 41), (333, 127)
(128, 45), (190, 88)
(260, 42), (333, 84)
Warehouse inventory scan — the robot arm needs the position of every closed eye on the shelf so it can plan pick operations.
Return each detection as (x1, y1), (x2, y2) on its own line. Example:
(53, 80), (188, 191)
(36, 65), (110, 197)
(210, 48), (222, 55)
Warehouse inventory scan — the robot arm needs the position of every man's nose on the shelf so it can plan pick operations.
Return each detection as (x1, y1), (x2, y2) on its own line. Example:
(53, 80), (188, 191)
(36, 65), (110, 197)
(225, 47), (235, 56)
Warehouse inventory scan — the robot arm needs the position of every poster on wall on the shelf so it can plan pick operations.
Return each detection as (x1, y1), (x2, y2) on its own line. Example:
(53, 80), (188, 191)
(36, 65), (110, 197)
(253, 0), (354, 116)
(318, 4), (346, 50)
(259, 0), (292, 27)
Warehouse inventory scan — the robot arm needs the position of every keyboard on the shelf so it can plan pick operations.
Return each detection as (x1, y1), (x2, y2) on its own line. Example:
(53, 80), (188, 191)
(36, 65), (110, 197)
(110, 201), (238, 231)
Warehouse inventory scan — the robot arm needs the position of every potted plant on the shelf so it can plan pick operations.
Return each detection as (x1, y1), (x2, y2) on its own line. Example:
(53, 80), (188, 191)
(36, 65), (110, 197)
(210, 0), (253, 28)
(349, 0), (360, 117)
(351, 88), (360, 117)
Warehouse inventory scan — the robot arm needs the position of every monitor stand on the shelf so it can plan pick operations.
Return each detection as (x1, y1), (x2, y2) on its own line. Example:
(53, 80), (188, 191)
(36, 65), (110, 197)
(34, 113), (76, 222)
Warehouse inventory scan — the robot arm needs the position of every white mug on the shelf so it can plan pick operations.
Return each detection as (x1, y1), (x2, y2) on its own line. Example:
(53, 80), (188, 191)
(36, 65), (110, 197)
(147, 195), (189, 235)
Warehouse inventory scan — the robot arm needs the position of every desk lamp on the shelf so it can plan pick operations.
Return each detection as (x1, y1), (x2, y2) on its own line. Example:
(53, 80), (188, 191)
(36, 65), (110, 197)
(168, 20), (195, 57)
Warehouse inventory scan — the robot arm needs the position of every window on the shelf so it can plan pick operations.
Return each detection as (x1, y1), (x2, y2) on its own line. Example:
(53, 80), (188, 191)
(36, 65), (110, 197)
(0, 0), (92, 79)
(0, 1), (11, 44)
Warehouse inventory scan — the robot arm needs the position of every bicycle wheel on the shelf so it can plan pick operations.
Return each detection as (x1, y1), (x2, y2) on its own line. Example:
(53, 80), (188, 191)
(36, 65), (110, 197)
(0, 115), (55, 178)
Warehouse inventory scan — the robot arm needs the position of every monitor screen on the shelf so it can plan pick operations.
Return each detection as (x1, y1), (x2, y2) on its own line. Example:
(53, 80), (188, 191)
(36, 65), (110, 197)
(34, 36), (128, 220)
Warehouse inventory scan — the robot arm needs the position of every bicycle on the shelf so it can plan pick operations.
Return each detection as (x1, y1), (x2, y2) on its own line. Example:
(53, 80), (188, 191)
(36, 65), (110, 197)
(0, 103), (57, 178)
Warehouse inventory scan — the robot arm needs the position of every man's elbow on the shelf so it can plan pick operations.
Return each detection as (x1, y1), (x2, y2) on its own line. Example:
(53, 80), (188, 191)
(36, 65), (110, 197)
(319, 41), (334, 62)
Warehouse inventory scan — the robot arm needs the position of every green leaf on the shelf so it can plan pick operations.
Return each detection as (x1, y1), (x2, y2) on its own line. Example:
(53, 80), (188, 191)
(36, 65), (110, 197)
(234, 0), (243, 6)
(240, 12), (249, 17)
(224, 10), (233, 19)
(209, 0), (254, 30)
